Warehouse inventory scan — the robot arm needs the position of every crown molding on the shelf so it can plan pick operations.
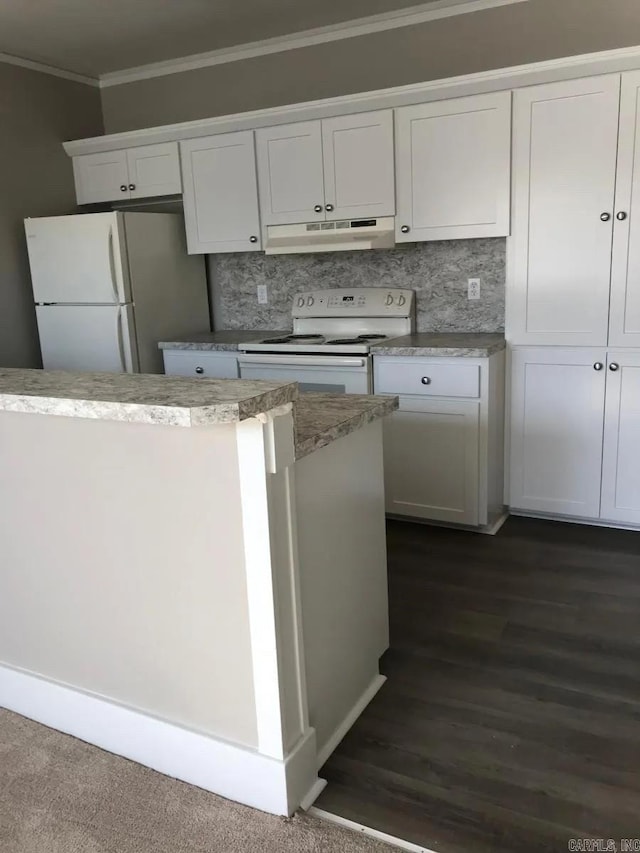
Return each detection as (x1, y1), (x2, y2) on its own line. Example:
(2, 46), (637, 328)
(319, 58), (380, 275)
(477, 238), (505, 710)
(98, 0), (529, 88)
(64, 44), (640, 157)
(0, 51), (98, 86)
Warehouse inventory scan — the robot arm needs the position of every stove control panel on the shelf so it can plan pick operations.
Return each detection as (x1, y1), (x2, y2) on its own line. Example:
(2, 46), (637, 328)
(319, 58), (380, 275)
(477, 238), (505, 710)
(292, 288), (414, 318)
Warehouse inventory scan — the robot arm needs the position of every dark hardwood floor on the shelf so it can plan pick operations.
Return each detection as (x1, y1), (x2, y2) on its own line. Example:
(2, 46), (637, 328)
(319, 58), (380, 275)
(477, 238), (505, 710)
(315, 516), (640, 853)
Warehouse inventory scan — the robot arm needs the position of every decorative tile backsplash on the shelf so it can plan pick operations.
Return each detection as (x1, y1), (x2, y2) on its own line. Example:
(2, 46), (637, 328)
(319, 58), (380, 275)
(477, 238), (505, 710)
(208, 238), (505, 332)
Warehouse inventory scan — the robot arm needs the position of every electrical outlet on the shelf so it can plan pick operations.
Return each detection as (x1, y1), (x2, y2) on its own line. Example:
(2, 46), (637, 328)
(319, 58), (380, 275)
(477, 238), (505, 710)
(257, 284), (268, 305)
(467, 278), (481, 300)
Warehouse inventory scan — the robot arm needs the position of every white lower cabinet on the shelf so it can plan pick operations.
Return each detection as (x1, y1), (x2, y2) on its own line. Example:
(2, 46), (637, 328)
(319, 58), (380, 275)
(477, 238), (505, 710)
(509, 347), (640, 526)
(601, 352), (640, 524)
(374, 353), (505, 528)
(162, 349), (239, 379)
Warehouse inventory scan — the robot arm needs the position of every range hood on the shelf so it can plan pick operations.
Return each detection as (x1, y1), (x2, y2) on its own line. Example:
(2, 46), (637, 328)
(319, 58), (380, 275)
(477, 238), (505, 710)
(264, 217), (395, 255)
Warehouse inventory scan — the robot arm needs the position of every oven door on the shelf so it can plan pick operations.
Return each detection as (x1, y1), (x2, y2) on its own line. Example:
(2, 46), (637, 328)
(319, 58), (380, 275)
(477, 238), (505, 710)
(238, 354), (371, 394)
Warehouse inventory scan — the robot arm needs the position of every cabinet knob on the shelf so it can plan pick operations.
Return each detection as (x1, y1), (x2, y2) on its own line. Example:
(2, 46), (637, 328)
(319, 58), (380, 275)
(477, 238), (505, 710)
(616, 211), (628, 221)
(195, 366), (204, 374)
(314, 204), (323, 213)
(609, 362), (620, 371)
(400, 225), (410, 234)
(421, 376), (431, 385)
(600, 212), (611, 222)
(128, 184), (136, 191)
(325, 203), (334, 212)
(249, 236), (258, 243)
(120, 185), (127, 192)
(593, 362), (603, 371)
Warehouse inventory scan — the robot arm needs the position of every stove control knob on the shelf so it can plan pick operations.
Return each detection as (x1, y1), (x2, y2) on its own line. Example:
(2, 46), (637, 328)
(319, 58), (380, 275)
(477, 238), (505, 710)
(398, 295), (406, 306)
(307, 296), (315, 306)
(297, 297), (305, 307)
(385, 294), (394, 306)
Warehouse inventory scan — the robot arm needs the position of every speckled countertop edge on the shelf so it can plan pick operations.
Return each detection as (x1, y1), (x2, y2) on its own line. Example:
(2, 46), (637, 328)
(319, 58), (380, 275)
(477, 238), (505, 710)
(0, 369), (298, 427)
(294, 393), (398, 460)
(158, 331), (290, 352)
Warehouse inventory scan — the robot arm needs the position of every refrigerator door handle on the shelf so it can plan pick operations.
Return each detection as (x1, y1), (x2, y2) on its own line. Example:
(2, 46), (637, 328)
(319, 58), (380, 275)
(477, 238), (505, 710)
(108, 226), (120, 304)
(115, 307), (127, 372)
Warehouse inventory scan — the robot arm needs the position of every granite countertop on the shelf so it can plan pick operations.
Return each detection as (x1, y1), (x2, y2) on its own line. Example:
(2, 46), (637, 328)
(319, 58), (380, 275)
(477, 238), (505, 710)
(0, 369), (298, 427)
(294, 393), (398, 460)
(158, 331), (289, 352)
(371, 333), (506, 357)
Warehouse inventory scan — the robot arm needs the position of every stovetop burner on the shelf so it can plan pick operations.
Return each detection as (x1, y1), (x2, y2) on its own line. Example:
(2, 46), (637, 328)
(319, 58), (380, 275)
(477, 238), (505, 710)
(356, 334), (387, 340)
(261, 334), (325, 344)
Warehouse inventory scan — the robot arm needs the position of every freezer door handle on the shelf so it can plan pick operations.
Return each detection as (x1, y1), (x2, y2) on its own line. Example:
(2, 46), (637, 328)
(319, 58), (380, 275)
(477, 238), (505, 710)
(108, 226), (120, 304)
(116, 307), (127, 372)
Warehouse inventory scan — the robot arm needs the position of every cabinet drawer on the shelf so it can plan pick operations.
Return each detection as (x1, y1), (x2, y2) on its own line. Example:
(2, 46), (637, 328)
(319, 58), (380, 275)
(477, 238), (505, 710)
(162, 350), (239, 379)
(374, 359), (480, 398)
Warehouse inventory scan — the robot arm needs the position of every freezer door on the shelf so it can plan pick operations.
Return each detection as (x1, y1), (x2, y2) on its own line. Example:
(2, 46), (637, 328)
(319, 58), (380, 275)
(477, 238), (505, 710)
(25, 213), (131, 304)
(36, 305), (139, 373)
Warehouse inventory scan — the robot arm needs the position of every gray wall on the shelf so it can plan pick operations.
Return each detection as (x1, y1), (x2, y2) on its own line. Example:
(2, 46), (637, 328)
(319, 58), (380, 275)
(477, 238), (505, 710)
(101, 0), (640, 133)
(209, 238), (505, 332)
(0, 63), (103, 368)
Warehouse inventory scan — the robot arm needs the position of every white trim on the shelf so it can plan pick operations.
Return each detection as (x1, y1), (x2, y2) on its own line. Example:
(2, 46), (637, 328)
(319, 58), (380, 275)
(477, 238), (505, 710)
(299, 778), (328, 811)
(64, 45), (640, 157)
(308, 808), (438, 853)
(509, 509), (640, 532)
(316, 674), (386, 770)
(0, 51), (98, 86)
(99, 0), (528, 88)
(0, 662), (318, 816)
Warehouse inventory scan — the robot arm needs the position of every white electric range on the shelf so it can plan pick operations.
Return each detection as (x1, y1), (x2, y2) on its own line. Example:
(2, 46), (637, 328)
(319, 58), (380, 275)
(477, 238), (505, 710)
(238, 288), (415, 394)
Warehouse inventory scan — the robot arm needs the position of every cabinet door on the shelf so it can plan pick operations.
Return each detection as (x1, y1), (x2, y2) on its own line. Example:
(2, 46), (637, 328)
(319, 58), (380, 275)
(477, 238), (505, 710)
(256, 121), (325, 225)
(395, 92), (511, 243)
(73, 151), (129, 204)
(609, 72), (640, 347)
(509, 348), (606, 518)
(509, 76), (620, 346)
(126, 143), (182, 199)
(180, 132), (262, 254)
(321, 111), (395, 220)
(383, 397), (480, 526)
(600, 352), (640, 525)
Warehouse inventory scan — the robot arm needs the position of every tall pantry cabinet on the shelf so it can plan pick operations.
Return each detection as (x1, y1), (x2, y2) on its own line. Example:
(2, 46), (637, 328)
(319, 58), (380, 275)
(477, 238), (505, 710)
(507, 71), (640, 526)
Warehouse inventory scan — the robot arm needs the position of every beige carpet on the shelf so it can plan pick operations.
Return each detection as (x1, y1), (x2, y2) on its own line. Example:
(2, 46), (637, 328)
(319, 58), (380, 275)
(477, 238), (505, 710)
(0, 709), (395, 853)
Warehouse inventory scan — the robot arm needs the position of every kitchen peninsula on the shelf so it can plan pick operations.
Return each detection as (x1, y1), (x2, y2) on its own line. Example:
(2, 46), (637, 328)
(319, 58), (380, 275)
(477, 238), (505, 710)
(0, 369), (396, 817)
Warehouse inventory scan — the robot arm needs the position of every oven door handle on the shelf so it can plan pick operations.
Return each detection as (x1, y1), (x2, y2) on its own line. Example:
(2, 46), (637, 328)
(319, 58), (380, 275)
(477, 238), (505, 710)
(238, 354), (367, 368)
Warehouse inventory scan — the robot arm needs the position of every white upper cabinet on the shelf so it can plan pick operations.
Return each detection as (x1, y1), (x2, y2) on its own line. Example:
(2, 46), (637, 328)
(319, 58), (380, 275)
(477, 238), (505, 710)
(256, 111), (395, 225)
(180, 131), (262, 254)
(609, 71), (640, 347)
(73, 143), (181, 205)
(126, 143), (182, 199)
(508, 75), (620, 346)
(395, 92), (511, 243)
(73, 150), (129, 205)
(321, 111), (395, 220)
(256, 121), (325, 225)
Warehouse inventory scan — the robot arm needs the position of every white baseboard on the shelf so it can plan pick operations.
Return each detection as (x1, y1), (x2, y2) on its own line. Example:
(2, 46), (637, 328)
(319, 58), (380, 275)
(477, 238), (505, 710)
(0, 662), (319, 816)
(299, 777), (328, 810)
(316, 673), (386, 770)
(509, 509), (640, 533)
(309, 807), (438, 852)
(387, 511), (508, 535)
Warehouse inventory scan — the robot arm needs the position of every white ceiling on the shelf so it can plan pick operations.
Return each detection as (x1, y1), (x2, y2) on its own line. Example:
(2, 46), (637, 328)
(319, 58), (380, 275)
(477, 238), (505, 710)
(0, 0), (443, 77)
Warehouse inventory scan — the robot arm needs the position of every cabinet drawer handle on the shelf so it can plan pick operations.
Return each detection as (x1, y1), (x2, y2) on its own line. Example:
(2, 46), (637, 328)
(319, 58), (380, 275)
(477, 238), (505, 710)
(195, 366), (204, 374)
(421, 376), (431, 385)
(600, 212), (611, 222)
(325, 203), (334, 212)
(616, 211), (628, 221)
(120, 185), (127, 192)
(314, 204), (323, 213)
(249, 235), (258, 243)
(593, 362), (603, 371)
(609, 362), (619, 371)
(400, 225), (410, 234)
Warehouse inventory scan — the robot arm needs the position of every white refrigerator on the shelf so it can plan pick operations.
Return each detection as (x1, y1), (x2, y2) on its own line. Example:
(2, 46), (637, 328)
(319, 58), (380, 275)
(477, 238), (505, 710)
(25, 212), (209, 373)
